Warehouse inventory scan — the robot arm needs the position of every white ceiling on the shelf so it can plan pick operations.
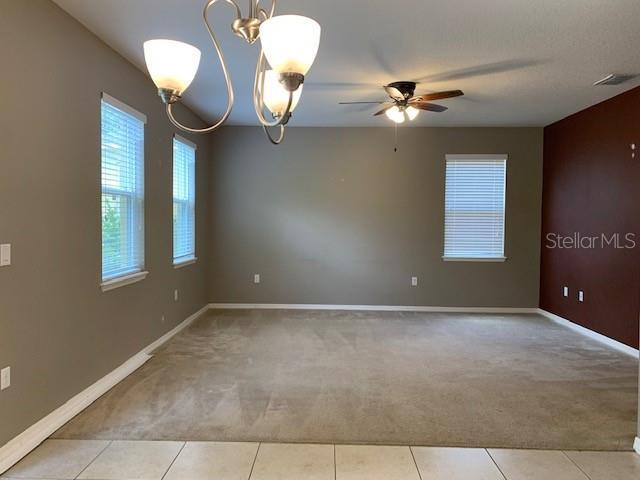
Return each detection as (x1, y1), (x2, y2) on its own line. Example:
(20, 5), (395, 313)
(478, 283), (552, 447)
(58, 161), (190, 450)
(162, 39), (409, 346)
(53, 0), (640, 127)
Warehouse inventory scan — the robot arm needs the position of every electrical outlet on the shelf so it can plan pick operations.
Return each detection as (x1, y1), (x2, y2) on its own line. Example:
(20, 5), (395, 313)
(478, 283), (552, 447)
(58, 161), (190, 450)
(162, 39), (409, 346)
(1, 367), (10, 390)
(563, 286), (568, 297)
(579, 291), (584, 302)
(174, 289), (178, 301)
(411, 276), (418, 287)
(254, 274), (260, 284)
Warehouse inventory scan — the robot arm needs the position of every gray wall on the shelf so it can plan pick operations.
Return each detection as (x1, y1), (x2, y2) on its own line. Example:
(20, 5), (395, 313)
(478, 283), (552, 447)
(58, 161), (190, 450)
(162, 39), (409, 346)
(208, 127), (543, 307)
(0, 0), (210, 446)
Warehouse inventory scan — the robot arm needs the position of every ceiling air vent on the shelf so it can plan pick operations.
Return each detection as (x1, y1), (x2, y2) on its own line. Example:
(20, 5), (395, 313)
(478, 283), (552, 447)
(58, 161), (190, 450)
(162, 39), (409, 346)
(593, 74), (636, 86)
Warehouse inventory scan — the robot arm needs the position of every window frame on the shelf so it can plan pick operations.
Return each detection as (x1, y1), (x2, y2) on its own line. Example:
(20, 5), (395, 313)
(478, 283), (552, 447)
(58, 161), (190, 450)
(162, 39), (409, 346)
(442, 154), (508, 263)
(100, 92), (148, 291)
(172, 134), (197, 267)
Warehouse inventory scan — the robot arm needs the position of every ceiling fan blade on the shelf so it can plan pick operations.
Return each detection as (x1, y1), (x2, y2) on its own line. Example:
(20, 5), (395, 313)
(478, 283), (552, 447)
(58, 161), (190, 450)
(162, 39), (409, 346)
(411, 102), (448, 112)
(384, 85), (405, 101)
(410, 90), (464, 102)
(339, 101), (386, 104)
(373, 105), (394, 116)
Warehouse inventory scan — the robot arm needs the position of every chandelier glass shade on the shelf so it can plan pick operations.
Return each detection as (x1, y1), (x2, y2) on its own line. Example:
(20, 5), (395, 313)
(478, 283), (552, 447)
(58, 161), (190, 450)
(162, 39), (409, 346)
(143, 39), (201, 95)
(143, 0), (320, 145)
(261, 69), (303, 115)
(259, 15), (321, 75)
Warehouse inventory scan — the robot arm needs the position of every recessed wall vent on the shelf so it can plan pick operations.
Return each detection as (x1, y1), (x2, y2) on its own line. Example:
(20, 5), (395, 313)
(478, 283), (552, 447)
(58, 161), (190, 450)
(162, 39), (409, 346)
(593, 74), (636, 86)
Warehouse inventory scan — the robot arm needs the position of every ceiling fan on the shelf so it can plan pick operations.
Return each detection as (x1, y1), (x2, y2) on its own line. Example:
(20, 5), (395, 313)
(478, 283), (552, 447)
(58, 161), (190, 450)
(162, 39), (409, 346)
(339, 81), (464, 123)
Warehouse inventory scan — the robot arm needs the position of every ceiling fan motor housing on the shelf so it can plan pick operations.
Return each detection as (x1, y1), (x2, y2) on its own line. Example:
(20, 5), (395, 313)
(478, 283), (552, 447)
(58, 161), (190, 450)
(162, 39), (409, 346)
(388, 81), (417, 100)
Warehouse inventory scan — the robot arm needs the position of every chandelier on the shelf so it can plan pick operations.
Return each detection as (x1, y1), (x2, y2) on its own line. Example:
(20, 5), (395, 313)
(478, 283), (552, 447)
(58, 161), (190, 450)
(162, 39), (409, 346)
(143, 0), (321, 144)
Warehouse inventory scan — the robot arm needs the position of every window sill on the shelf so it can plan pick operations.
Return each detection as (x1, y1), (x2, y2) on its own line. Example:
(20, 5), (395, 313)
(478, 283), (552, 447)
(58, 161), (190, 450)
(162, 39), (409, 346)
(173, 257), (197, 269)
(442, 256), (507, 263)
(101, 270), (149, 292)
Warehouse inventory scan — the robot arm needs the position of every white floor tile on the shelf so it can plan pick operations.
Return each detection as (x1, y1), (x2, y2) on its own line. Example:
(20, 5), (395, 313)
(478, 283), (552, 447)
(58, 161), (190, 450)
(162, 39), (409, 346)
(250, 443), (334, 480)
(77, 440), (183, 480)
(412, 447), (504, 480)
(488, 449), (588, 480)
(163, 442), (258, 480)
(3, 439), (109, 479)
(335, 445), (420, 480)
(564, 451), (640, 480)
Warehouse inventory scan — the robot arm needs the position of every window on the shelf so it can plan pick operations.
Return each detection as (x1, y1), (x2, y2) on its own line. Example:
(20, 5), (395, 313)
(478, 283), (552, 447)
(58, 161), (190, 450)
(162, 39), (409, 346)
(173, 135), (196, 265)
(101, 93), (146, 288)
(443, 154), (507, 261)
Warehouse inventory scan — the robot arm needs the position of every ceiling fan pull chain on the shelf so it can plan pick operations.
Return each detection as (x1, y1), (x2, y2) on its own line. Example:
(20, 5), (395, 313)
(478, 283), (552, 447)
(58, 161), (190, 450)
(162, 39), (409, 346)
(394, 122), (398, 153)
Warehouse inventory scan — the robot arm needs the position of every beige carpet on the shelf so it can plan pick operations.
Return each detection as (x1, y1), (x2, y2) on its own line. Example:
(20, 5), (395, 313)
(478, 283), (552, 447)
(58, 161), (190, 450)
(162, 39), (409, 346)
(53, 309), (638, 450)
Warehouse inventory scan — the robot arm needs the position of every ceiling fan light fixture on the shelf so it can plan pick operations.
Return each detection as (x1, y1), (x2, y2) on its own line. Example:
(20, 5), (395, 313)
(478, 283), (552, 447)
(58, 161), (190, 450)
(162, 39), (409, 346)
(405, 106), (420, 121)
(262, 69), (303, 115)
(385, 106), (405, 124)
(259, 15), (321, 77)
(340, 83), (462, 128)
(143, 39), (201, 100)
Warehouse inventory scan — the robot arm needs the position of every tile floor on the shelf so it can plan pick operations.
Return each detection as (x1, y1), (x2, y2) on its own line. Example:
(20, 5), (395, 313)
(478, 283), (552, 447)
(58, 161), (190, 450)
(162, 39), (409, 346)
(2, 439), (640, 480)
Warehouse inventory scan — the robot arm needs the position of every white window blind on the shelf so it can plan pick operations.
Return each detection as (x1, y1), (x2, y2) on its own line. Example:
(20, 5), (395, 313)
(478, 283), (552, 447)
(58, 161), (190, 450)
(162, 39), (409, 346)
(173, 135), (196, 264)
(101, 94), (146, 281)
(444, 154), (507, 260)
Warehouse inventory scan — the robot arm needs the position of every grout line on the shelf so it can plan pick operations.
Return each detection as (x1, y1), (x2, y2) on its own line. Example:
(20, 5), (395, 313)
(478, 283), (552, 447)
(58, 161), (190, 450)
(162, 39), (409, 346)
(74, 440), (113, 480)
(247, 443), (261, 480)
(485, 449), (508, 480)
(160, 441), (186, 480)
(333, 444), (337, 480)
(562, 451), (593, 480)
(408, 446), (423, 480)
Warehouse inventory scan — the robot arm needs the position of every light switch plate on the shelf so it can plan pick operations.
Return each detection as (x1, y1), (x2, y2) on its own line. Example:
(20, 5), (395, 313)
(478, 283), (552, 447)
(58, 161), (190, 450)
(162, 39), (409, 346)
(0, 244), (10, 266)
(563, 286), (568, 297)
(578, 291), (584, 302)
(254, 274), (261, 284)
(1, 367), (10, 390)
(411, 276), (418, 287)
(174, 289), (178, 301)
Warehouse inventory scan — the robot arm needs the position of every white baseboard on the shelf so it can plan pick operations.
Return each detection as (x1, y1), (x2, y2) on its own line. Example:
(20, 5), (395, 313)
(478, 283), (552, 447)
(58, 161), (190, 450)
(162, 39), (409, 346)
(634, 437), (640, 455)
(0, 304), (210, 475)
(209, 303), (539, 314)
(144, 305), (208, 355)
(537, 309), (639, 358)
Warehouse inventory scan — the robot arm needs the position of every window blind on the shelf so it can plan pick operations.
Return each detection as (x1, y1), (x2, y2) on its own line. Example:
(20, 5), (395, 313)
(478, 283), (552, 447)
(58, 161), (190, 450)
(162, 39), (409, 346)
(173, 136), (196, 263)
(444, 155), (507, 260)
(101, 94), (145, 281)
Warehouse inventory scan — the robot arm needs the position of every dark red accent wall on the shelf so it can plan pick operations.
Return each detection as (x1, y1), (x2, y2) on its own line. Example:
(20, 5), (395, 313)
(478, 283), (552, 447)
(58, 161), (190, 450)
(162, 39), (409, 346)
(540, 87), (640, 349)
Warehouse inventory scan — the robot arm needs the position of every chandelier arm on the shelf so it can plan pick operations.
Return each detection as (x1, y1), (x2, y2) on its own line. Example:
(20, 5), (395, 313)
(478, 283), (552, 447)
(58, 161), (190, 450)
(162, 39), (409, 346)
(165, 0), (237, 134)
(252, 48), (294, 128)
(225, 0), (243, 19)
(257, 0), (276, 18)
(263, 124), (285, 144)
